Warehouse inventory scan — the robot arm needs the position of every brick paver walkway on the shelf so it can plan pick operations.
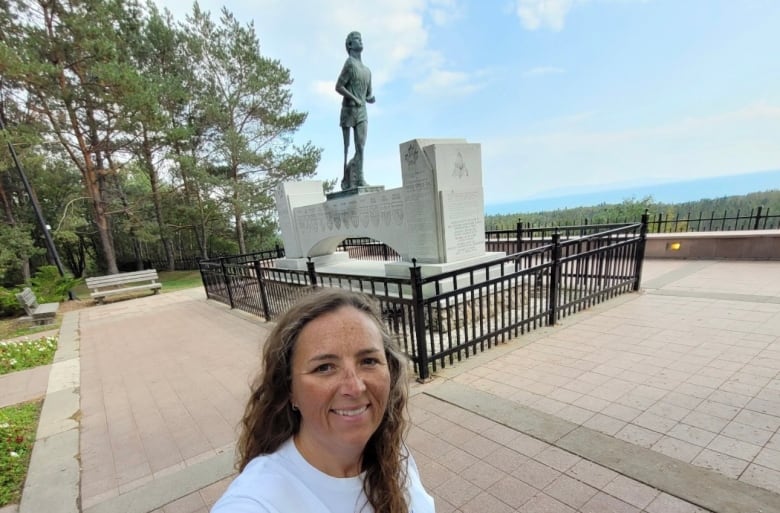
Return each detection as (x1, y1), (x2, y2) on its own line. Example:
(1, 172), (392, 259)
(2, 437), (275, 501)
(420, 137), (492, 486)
(8, 260), (780, 513)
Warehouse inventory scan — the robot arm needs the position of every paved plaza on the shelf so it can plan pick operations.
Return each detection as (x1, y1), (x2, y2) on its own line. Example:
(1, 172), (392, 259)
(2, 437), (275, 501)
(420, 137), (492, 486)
(2, 259), (779, 513)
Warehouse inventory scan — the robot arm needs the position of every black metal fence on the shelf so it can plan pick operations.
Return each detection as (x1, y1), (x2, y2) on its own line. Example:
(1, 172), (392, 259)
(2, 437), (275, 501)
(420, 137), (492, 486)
(337, 238), (403, 261)
(647, 206), (778, 232)
(199, 217), (648, 380)
(489, 206), (778, 235)
(485, 222), (638, 254)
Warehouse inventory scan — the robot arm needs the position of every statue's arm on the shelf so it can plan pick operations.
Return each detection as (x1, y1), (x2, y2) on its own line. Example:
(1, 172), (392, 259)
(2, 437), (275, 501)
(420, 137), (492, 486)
(336, 84), (362, 106)
(366, 70), (375, 103)
(336, 60), (362, 106)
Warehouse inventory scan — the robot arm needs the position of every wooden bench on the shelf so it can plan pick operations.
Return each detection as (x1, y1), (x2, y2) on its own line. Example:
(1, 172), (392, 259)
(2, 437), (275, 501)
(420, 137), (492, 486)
(16, 288), (60, 325)
(86, 269), (162, 304)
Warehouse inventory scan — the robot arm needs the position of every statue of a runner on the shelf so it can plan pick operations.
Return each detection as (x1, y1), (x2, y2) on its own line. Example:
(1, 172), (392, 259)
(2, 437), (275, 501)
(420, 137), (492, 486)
(336, 31), (375, 190)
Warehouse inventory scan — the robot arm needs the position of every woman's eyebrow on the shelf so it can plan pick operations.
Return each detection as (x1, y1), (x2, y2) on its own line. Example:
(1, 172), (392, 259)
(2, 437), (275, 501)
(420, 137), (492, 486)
(307, 353), (338, 363)
(356, 348), (382, 357)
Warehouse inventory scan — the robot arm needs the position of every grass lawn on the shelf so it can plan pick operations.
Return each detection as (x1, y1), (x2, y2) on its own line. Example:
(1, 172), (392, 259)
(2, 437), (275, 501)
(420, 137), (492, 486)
(0, 401), (42, 506)
(0, 336), (58, 375)
(0, 335), (57, 506)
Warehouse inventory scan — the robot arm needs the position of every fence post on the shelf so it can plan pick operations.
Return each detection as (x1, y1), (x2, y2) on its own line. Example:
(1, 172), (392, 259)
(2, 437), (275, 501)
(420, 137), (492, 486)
(253, 260), (271, 319)
(275, 243), (283, 258)
(306, 258), (318, 288)
(196, 258), (210, 299)
(220, 257), (235, 309)
(410, 259), (430, 381)
(754, 206), (763, 230)
(634, 210), (649, 292)
(548, 233), (561, 326)
(516, 218), (523, 254)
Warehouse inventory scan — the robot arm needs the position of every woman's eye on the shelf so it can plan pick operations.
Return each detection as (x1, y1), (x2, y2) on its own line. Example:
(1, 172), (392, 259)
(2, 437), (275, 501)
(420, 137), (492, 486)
(314, 363), (335, 373)
(361, 358), (380, 366)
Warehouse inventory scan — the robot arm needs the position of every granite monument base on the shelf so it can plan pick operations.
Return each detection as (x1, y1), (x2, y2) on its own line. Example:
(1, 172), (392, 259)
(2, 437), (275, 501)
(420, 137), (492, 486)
(325, 185), (385, 201)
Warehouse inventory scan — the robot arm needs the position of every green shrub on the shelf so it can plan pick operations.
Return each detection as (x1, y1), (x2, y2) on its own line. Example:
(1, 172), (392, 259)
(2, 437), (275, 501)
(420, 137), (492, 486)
(0, 288), (23, 318)
(30, 266), (81, 303)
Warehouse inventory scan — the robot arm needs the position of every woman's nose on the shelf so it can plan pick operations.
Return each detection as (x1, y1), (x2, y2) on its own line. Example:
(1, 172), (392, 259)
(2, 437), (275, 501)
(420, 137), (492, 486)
(340, 368), (367, 395)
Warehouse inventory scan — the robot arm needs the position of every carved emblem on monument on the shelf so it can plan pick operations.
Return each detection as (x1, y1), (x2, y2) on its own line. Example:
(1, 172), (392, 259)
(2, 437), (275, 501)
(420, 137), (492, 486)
(404, 143), (419, 169)
(452, 152), (468, 178)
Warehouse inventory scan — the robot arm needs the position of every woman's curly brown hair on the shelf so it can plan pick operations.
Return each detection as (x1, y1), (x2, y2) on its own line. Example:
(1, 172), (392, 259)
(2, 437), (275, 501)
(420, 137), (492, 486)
(237, 288), (410, 513)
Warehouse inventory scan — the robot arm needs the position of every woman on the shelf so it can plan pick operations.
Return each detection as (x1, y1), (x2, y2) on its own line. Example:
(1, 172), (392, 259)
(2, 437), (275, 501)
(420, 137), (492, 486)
(211, 288), (434, 513)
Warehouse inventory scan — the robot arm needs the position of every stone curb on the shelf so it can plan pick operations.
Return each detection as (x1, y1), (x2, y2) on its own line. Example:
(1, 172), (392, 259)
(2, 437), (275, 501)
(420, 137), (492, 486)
(19, 311), (80, 513)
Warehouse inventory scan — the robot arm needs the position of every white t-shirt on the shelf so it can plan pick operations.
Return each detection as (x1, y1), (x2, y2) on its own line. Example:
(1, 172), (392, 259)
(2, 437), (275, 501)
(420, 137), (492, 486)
(211, 438), (435, 513)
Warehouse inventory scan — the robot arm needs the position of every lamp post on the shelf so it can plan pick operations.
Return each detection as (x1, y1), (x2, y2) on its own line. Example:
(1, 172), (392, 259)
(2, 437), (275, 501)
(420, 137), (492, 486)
(0, 115), (74, 298)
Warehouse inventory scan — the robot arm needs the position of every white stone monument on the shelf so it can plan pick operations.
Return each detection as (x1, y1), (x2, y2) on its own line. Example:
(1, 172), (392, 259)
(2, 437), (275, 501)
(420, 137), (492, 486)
(274, 138), (503, 277)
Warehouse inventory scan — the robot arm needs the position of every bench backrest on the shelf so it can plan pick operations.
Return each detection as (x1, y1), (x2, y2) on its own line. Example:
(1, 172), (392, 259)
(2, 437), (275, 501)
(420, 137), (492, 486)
(15, 287), (38, 316)
(86, 269), (160, 288)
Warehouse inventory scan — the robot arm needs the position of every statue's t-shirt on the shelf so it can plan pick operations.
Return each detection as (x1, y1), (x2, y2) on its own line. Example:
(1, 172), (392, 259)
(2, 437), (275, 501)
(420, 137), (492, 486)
(210, 438), (435, 513)
(337, 57), (372, 128)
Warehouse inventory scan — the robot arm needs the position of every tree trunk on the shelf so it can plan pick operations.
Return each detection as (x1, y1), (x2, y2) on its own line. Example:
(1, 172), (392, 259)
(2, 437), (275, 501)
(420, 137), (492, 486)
(46, 57), (119, 274)
(235, 208), (246, 254)
(232, 167), (246, 254)
(142, 133), (174, 271)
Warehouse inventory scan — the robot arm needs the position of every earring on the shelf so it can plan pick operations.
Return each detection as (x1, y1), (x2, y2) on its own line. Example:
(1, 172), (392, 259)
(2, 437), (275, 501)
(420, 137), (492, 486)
(291, 403), (299, 411)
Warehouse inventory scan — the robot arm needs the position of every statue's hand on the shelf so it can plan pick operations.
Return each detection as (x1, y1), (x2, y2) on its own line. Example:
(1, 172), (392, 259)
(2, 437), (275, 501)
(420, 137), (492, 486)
(366, 96), (375, 104)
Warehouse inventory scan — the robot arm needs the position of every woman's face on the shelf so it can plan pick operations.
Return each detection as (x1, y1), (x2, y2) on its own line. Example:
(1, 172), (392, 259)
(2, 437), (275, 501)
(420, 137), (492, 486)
(290, 305), (391, 473)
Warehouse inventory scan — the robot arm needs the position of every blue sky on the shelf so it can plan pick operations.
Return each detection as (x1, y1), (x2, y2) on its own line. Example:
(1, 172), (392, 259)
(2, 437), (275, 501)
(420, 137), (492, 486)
(155, 0), (780, 207)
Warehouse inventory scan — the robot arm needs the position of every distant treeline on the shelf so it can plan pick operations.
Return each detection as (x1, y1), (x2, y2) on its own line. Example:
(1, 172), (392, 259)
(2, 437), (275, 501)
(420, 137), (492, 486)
(485, 190), (780, 230)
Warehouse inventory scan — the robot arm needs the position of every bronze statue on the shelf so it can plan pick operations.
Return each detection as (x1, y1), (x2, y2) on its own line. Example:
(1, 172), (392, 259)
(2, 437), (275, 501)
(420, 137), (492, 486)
(336, 31), (374, 190)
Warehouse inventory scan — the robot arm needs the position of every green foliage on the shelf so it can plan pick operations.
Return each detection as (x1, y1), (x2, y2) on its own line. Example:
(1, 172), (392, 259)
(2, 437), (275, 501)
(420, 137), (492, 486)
(0, 224), (43, 280)
(0, 289), (23, 318)
(30, 266), (81, 303)
(1, 0), (320, 274)
(0, 401), (42, 506)
(183, 5), (321, 253)
(486, 190), (780, 230)
(207, 236), (240, 256)
(0, 336), (58, 375)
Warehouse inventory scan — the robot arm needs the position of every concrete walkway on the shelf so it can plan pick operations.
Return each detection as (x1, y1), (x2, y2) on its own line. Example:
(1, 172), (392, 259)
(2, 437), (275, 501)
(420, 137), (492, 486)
(11, 260), (780, 513)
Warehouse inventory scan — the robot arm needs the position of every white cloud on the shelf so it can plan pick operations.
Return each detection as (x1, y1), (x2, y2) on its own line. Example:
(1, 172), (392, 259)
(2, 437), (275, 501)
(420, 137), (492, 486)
(413, 68), (485, 95)
(154, 0), (437, 101)
(429, 0), (465, 25)
(515, 0), (575, 31)
(513, 0), (651, 31)
(482, 102), (780, 202)
(524, 66), (566, 76)
(311, 80), (342, 104)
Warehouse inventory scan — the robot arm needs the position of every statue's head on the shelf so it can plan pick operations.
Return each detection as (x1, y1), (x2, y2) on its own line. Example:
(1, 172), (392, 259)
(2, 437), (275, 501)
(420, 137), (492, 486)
(345, 31), (363, 53)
